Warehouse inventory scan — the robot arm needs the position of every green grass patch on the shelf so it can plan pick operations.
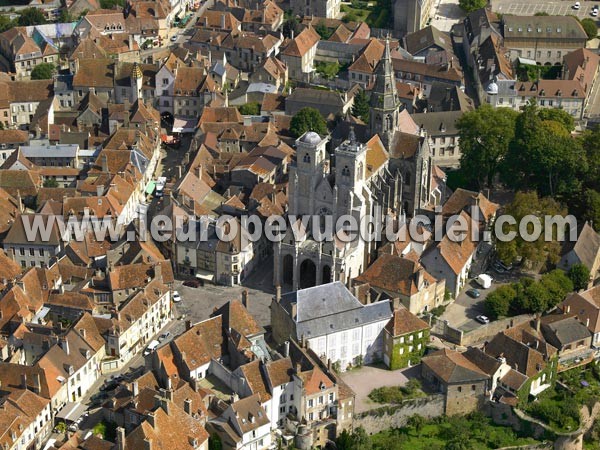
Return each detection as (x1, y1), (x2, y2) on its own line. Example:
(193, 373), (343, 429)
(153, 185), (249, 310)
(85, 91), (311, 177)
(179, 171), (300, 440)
(516, 63), (562, 82)
(341, 0), (392, 28)
(523, 387), (581, 432)
(367, 413), (543, 450)
(368, 379), (424, 404)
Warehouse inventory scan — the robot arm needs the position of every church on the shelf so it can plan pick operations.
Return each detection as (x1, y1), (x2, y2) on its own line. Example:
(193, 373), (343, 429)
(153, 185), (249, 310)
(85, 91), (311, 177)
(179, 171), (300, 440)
(274, 39), (441, 291)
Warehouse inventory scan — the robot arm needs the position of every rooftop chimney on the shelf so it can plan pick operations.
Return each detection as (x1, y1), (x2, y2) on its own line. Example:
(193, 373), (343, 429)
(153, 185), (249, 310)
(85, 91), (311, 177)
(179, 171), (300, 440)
(61, 336), (70, 355)
(242, 290), (249, 308)
(275, 285), (281, 303)
(283, 340), (289, 358)
(132, 380), (139, 397)
(184, 398), (193, 415)
(117, 427), (126, 450)
(21, 373), (27, 390)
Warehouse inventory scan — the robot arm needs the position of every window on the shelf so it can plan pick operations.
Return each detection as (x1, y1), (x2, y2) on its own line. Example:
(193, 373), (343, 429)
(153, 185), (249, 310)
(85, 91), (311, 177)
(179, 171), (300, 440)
(329, 393), (334, 402)
(308, 412), (314, 421)
(471, 385), (476, 391)
(19, 248), (25, 256)
(319, 396), (324, 404)
(458, 386), (462, 392)
(29, 248), (34, 256)
(308, 399), (313, 407)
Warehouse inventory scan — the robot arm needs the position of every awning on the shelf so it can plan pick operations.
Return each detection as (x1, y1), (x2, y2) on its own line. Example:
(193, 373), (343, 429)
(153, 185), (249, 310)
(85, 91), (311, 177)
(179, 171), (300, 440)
(195, 268), (215, 281)
(172, 117), (197, 133)
(56, 402), (87, 423)
(145, 181), (156, 195)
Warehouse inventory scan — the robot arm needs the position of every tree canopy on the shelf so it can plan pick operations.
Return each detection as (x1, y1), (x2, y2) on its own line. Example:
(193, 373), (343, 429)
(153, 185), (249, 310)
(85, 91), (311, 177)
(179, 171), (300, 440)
(238, 102), (260, 115)
(290, 107), (328, 137)
(31, 63), (55, 80)
(568, 263), (591, 291)
(495, 191), (566, 269)
(581, 18), (598, 40)
(457, 105), (519, 190)
(459, 0), (487, 13)
(17, 7), (46, 26)
(352, 89), (370, 123)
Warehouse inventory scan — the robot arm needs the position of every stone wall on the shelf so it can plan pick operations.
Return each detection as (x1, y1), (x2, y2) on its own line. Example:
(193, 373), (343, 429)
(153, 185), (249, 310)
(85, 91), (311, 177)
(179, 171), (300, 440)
(353, 394), (445, 435)
(461, 314), (535, 346)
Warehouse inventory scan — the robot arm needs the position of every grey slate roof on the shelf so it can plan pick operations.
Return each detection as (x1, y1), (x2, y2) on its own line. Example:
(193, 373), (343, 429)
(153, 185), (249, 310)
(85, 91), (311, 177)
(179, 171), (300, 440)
(412, 111), (462, 137)
(280, 281), (393, 339)
(21, 144), (79, 158)
(541, 316), (592, 348)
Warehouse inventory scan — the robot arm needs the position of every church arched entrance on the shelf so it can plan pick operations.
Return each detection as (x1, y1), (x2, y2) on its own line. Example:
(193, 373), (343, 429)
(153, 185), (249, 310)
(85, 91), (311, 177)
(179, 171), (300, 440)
(299, 259), (317, 289)
(283, 254), (293, 285)
(322, 265), (331, 283)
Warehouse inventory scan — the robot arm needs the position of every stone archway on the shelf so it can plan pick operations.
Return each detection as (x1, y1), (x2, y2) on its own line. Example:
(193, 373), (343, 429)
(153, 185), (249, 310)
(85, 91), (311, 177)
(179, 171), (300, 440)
(283, 254), (293, 285)
(299, 259), (317, 289)
(322, 265), (332, 284)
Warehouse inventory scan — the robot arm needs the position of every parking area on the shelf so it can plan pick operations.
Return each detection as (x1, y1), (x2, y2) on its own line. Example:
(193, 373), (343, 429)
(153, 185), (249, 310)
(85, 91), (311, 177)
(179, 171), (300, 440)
(340, 365), (420, 413)
(170, 266), (275, 336)
(492, 0), (600, 18)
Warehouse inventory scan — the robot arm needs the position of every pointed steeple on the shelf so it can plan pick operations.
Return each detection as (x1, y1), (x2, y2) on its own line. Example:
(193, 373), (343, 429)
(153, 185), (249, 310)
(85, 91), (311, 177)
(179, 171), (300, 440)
(369, 36), (400, 148)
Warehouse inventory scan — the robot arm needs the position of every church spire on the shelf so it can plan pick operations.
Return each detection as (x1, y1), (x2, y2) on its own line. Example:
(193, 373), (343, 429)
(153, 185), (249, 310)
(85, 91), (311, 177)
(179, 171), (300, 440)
(369, 36), (400, 148)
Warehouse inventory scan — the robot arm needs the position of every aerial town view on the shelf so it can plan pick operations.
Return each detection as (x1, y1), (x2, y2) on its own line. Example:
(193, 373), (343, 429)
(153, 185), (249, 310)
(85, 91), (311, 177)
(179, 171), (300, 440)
(0, 0), (600, 448)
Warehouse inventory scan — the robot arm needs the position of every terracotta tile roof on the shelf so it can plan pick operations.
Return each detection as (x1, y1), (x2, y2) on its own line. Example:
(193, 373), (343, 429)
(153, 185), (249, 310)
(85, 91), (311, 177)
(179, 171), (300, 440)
(0, 130), (28, 145)
(240, 360), (271, 401)
(261, 93), (286, 112)
(349, 38), (385, 74)
(228, 394), (269, 433)
(198, 10), (241, 30)
(365, 134), (388, 178)
(329, 24), (352, 43)
(73, 59), (114, 88)
(199, 106), (243, 124)
(299, 366), (334, 396)
(392, 58), (463, 83)
(173, 316), (224, 372)
(442, 188), (498, 223)
(265, 357), (293, 388)
(422, 348), (489, 384)
(516, 79), (586, 99)
(282, 27), (319, 57)
(430, 211), (478, 275)
(212, 299), (262, 337)
(356, 253), (437, 297)
(125, 403), (209, 449)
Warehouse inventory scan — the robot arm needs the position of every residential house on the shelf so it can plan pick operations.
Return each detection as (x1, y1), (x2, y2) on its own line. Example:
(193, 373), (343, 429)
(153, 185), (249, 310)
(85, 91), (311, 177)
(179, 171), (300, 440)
(561, 285), (600, 348)
(354, 253), (445, 315)
(461, 347), (514, 403)
(173, 67), (218, 120)
(392, 58), (463, 98)
(348, 39), (385, 88)
(540, 314), (593, 371)
(421, 348), (489, 415)
(563, 47), (600, 118)
(8, 80), (54, 128)
(484, 326), (558, 398)
(280, 27), (320, 82)
(155, 53), (184, 114)
(421, 211), (479, 298)
(271, 281), (393, 371)
(404, 26), (455, 64)
(248, 57), (288, 91)
(461, 7), (503, 71)
(4, 213), (68, 268)
(412, 111), (462, 168)
(290, 0), (341, 18)
(285, 86), (355, 117)
(559, 221), (600, 286)
(502, 15), (588, 65)
(0, 26), (62, 79)
(383, 307), (430, 369)
(0, 129), (29, 162)
(208, 394), (272, 450)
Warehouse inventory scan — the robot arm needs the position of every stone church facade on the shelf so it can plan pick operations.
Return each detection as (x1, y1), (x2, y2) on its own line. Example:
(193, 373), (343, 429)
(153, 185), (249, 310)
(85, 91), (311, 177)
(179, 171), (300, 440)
(274, 39), (435, 291)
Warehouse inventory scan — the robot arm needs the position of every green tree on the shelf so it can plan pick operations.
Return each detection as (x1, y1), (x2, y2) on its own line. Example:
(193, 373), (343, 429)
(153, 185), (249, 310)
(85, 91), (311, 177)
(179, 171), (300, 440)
(238, 102), (260, 115)
(568, 263), (591, 291)
(579, 189), (600, 232)
(407, 414), (426, 432)
(343, 11), (358, 23)
(290, 107), (328, 137)
(540, 269), (573, 308)
(581, 18), (598, 40)
(459, 0), (487, 13)
(58, 9), (74, 22)
(502, 102), (585, 198)
(0, 15), (16, 33)
(538, 108), (575, 132)
(17, 7), (46, 26)
(457, 104), (518, 189)
(495, 191), (566, 269)
(534, 11), (549, 16)
(208, 434), (222, 450)
(485, 285), (516, 319)
(352, 88), (370, 122)
(30, 63), (55, 80)
(315, 61), (340, 80)
(282, 13), (300, 39)
(43, 178), (59, 188)
(315, 20), (332, 39)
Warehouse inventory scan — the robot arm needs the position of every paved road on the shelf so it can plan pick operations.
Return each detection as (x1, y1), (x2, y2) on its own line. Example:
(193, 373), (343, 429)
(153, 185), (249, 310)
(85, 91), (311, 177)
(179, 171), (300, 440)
(431, 0), (465, 32)
(170, 264), (275, 336)
(492, 0), (600, 18)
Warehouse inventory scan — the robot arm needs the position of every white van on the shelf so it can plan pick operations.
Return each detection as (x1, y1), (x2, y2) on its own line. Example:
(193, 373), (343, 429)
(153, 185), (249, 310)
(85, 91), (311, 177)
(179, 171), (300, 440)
(476, 274), (493, 289)
(143, 340), (160, 356)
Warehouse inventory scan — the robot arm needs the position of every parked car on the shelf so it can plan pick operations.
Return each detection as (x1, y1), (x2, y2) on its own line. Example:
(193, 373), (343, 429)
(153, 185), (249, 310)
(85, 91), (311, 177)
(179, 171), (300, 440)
(170, 35), (177, 42)
(183, 279), (203, 288)
(476, 274), (493, 289)
(172, 291), (182, 303)
(476, 315), (490, 324)
(159, 332), (171, 342)
(467, 289), (481, 299)
(574, 1), (581, 9)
